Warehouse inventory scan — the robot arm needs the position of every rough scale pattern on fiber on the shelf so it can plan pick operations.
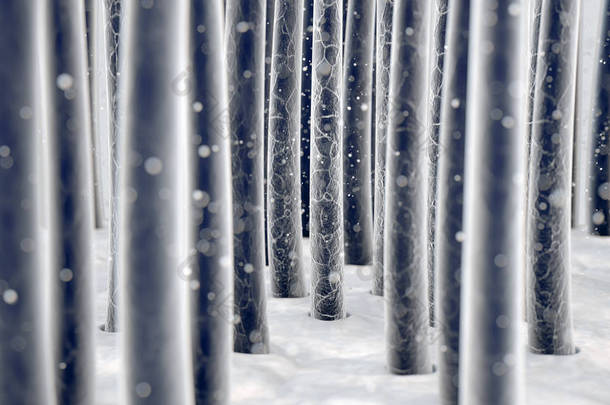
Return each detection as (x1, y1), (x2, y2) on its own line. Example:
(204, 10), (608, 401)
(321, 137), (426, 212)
(104, 0), (121, 334)
(226, 0), (270, 354)
(267, 0), (307, 298)
(384, 0), (432, 375)
(527, 0), (579, 356)
(426, 0), (449, 326)
(310, 0), (346, 321)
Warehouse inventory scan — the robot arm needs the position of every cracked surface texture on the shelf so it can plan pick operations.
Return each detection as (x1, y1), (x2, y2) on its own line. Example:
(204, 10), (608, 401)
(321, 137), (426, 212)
(267, 0), (306, 298)
(527, 0), (543, 166)
(527, 0), (579, 356)
(384, 0), (432, 375)
(427, 0), (448, 326)
(226, 0), (270, 354)
(525, 0), (543, 244)
(342, 0), (375, 266)
(104, 0), (121, 334)
(310, 0), (345, 321)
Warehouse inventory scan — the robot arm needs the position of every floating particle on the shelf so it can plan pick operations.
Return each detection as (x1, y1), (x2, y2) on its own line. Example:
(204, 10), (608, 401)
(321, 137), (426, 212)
(144, 157), (163, 175)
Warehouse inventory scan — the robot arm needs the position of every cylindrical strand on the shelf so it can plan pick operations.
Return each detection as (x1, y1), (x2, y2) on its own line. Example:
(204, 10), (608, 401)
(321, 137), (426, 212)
(268, 0), (307, 298)
(525, 0), (543, 243)
(570, 1), (583, 230)
(371, 22), (377, 217)
(435, 0), (470, 403)
(527, 0), (543, 159)
(342, 0), (376, 265)
(84, 0), (105, 229)
(88, 0), (114, 233)
(45, 0), (96, 402)
(225, 0), (270, 353)
(589, 1), (610, 235)
(118, 1), (191, 403)
(189, 1), (234, 403)
(0, 3), (51, 404)
(527, 0), (579, 355)
(384, 0), (432, 374)
(427, 0), (449, 326)
(104, 0), (121, 333)
(372, 0), (394, 296)
(264, 0), (274, 266)
(310, 0), (345, 320)
(460, 1), (526, 404)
